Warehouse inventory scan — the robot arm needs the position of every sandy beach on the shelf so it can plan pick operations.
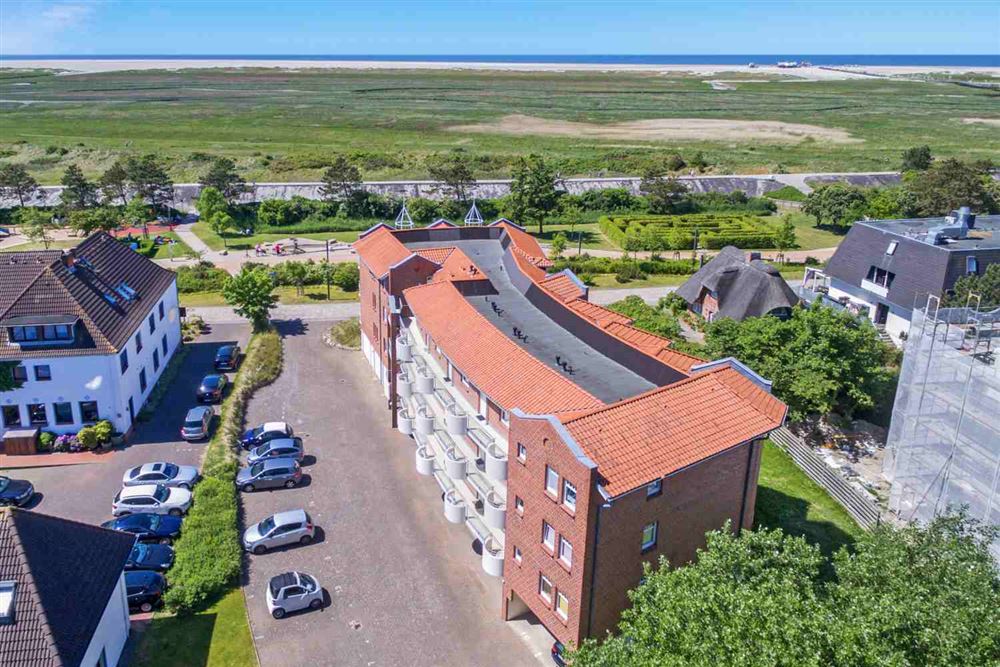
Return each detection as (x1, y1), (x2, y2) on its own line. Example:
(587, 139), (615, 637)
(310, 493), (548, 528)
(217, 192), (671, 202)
(1, 58), (997, 80)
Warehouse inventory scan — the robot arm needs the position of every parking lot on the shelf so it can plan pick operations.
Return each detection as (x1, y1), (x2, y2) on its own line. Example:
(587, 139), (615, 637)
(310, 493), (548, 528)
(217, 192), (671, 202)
(6, 321), (250, 525)
(239, 320), (540, 667)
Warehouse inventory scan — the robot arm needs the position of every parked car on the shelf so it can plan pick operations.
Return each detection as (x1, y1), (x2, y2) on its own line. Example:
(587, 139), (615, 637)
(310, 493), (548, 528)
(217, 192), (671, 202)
(196, 374), (229, 403)
(125, 542), (174, 572)
(101, 513), (182, 544)
(266, 571), (324, 619)
(239, 421), (294, 450)
(181, 406), (213, 441)
(113, 484), (192, 517)
(243, 509), (315, 555)
(214, 344), (241, 371)
(122, 462), (199, 489)
(551, 642), (567, 666)
(125, 570), (166, 613)
(0, 476), (34, 507)
(236, 458), (302, 493)
(247, 437), (305, 466)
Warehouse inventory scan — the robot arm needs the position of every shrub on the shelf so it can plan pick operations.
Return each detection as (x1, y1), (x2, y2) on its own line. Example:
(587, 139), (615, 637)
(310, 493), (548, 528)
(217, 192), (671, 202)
(76, 426), (99, 450)
(607, 295), (683, 339)
(327, 318), (361, 349)
(38, 431), (55, 451)
(175, 262), (229, 293)
(92, 420), (113, 444)
(599, 213), (781, 251)
(332, 262), (360, 291)
(615, 262), (647, 283)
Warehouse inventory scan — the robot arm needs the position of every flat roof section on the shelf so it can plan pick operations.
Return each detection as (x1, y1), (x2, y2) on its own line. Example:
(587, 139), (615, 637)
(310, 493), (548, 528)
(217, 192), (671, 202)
(403, 239), (657, 403)
(860, 214), (1000, 251)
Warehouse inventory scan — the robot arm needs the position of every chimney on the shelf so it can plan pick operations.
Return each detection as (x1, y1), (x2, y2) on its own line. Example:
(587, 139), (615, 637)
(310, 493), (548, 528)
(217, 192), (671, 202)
(958, 206), (976, 229)
(749, 251), (762, 261)
(61, 249), (76, 270)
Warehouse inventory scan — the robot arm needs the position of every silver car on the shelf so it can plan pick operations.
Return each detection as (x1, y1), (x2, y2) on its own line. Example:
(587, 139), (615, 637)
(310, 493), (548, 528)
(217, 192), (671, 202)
(235, 458), (302, 493)
(181, 406), (213, 441)
(113, 484), (192, 517)
(122, 462), (199, 489)
(243, 509), (315, 555)
(246, 437), (305, 466)
(266, 571), (324, 619)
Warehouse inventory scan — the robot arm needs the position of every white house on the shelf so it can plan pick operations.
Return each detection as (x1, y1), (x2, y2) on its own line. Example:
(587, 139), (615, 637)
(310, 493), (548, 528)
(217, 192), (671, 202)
(0, 233), (181, 437)
(0, 507), (136, 667)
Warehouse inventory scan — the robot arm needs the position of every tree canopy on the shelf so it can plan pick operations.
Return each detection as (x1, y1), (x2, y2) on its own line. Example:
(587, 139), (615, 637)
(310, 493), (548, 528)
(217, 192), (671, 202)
(607, 295), (682, 340)
(900, 145), (933, 172)
(223, 267), (278, 332)
(803, 183), (869, 228)
(59, 164), (97, 210)
(125, 154), (174, 211)
(946, 263), (1000, 309)
(16, 208), (59, 248)
(195, 186), (229, 222)
(0, 163), (40, 207)
(508, 154), (559, 233)
(318, 155), (363, 203)
(572, 513), (1000, 667)
(907, 158), (997, 217)
(98, 160), (131, 206)
(426, 151), (476, 203)
(640, 170), (689, 215)
(703, 303), (895, 421)
(201, 157), (248, 202)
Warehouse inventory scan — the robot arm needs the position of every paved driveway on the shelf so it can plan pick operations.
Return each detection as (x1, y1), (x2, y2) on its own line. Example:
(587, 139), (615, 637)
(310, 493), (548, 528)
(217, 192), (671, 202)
(239, 320), (539, 667)
(8, 322), (250, 525)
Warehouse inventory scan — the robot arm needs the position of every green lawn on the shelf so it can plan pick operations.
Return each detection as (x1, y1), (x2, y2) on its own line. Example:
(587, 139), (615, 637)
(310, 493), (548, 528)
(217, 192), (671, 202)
(782, 212), (846, 251)
(530, 222), (617, 251)
(133, 587), (256, 667)
(193, 222), (359, 252)
(180, 284), (358, 307)
(755, 440), (862, 561)
(145, 232), (198, 260)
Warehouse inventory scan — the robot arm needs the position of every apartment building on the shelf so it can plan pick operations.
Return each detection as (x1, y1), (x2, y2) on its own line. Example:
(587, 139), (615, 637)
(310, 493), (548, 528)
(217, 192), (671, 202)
(355, 218), (786, 646)
(0, 233), (182, 437)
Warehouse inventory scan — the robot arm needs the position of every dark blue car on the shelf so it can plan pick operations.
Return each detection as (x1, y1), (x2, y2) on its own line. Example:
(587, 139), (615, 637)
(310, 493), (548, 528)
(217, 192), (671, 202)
(214, 344), (241, 371)
(101, 513), (182, 544)
(125, 543), (174, 572)
(125, 570), (166, 613)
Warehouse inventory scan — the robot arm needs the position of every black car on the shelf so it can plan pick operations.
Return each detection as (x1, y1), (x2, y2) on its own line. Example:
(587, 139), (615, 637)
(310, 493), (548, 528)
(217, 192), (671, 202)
(125, 543), (174, 572)
(196, 374), (229, 403)
(125, 570), (166, 613)
(214, 344), (241, 371)
(0, 476), (34, 507)
(101, 513), (182, 544)
(551, 642), (567, 666)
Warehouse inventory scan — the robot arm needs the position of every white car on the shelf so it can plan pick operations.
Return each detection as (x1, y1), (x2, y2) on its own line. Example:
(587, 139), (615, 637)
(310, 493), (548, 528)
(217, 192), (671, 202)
(113, 484), (192, 517)
(122, 462), (199, 489)
(266, 571), (324, 619)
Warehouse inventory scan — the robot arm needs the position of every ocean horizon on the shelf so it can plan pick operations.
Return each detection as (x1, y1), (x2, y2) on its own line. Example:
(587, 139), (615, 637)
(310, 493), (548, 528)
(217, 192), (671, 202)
(2, 54), (998, 67)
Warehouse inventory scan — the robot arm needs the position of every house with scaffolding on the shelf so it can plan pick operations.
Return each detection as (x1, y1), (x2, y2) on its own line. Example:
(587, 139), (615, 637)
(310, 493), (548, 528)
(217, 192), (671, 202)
(883, 293), (1000, 560)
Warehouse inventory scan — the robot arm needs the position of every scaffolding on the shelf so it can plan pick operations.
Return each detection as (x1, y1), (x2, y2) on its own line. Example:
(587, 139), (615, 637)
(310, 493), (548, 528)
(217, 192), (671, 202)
(884, 294), (1000, 560)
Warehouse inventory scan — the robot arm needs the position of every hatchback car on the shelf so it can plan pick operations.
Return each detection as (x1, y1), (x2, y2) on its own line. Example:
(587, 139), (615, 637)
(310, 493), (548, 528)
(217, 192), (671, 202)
(196, 374), (228, 403)
(122, 462), (199, 489)
(239, 421), (294, 450)
(101, 513), (182, 544)
(125, 570), (166, 613)
(243, 509), (315, 555)
(214, 344), (241, 371)
(113, 484), (192, 517)
(247, 437), (305, 466)
(236, 458), (302, 493)
(0, 476), (34, 507)
(181, 406), (213, 441)
(266, 571), (324, 619)
(125, 542), (175, 572)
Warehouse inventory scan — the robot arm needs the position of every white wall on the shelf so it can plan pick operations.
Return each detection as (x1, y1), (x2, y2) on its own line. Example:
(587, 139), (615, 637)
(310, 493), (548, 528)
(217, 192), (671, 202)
(1, 281), (182, 436)
(361, 330), (390, 398)
(827, 281), (910, 346)
(80, 574), (130, 667)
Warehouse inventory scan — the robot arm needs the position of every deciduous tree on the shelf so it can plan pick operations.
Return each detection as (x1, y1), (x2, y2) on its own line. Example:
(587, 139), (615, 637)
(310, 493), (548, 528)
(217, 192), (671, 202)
(208, 211), (235, 248)
(332, 261), (360, 291)
(774, 215), (797, 253)
(508, 154), (558, 233)
(195, 186), (229, 221)
(223, 267), (278, 332)
(122, 196), (152, 237)
(68, 206), (120, 236)
(0, 163), (40, 207)
(905, 158), (996, 217)
(201, 157), (248, 202)
(59, 164), (97, 210)
(802, 183), (868, 228)
(900, 145), (933, 172)
(16, 207), (59, 249)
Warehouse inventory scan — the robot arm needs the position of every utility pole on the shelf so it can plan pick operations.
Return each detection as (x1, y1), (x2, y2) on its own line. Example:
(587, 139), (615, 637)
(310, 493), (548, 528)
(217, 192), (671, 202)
(325, 239), (331, 300)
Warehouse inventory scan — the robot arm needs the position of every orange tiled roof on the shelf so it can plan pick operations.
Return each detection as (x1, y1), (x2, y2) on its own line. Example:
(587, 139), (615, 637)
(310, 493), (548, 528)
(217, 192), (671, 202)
(561, 364), (786, 496)
(403, 281), (603, 415)
(541, 272), (586, 302)
(353, 226), (412, 278)
(431, 247), (489, 283)
(509, 244), (549, 282)
(565, 299), (632, 327)
(493, 220), (547, 259)
(601, 322), (703, 373)
(414, 247), (456, 265)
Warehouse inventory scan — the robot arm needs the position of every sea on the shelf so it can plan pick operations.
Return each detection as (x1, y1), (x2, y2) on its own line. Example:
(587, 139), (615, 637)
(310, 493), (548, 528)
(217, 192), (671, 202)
(3, 54), (998, 67)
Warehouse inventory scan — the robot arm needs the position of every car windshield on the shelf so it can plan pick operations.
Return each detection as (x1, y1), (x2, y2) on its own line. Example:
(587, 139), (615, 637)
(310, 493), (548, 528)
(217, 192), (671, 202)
(217, 347), (234, 358)
(252, 443), (267, 457)
(249, 426), (263, 438)
(162, 464), (178, 478)
(128, 466), (141, 479)
(153, 486), (169, 502)
(131, 544), (147, 561)
(258, 516), (276, 534)
(250, 462), (265, 477)
(299, 573), (317, 591)
(147, 515), (160, 529)
(0, 477), (8, 493)
(184, 417), (204, 429)
(203, 376), (221, 388)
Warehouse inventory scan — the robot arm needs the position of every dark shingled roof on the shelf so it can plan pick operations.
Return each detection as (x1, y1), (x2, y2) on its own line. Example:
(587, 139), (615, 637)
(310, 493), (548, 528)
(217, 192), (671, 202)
(676, 246), (799, 320)
(0, 507), (135, 667)
(0, 233), (176, 360)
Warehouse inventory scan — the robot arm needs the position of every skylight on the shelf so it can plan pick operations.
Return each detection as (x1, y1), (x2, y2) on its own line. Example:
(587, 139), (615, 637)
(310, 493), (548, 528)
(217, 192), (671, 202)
(0, 581), (15, 625)
(886, 241), (898, 255)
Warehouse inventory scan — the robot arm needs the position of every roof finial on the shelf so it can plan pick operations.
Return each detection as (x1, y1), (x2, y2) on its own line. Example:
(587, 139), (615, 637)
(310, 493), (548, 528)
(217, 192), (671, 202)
(394, 202), (414, 229)
(464, 200), (483, 226)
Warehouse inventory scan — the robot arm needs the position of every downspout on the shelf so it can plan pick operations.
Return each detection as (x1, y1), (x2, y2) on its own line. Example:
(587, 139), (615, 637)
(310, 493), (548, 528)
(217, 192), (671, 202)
(586, 497), (607, 638)
(736, 439), (756, 531)
(387, 276), (398, 429)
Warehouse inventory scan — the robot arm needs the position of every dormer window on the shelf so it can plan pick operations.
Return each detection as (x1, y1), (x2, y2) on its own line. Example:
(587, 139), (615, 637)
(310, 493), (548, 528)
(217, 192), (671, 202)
(967, 256), (978, 275)
(0, 581), (15, 625)
(6, 317), (76, 345)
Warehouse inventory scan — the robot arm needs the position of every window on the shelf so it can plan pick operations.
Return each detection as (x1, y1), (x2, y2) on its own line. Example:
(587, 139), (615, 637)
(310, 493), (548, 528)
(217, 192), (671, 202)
(865, 266), (895, 289)
(2, 406), (21, 428)
(558, 536), (573, 567)
(515, 496), (525, 515)
(516, 442), (527, 463)
(967, 256), (979, 275)
(161, 335), (168, 356)
(538, 575), (553, 604)
(10, 326), (39, 342)
(562, 480), (577, 512)
(555, 591), (569, 620)
(542, 521), (555, 551)
(885, 241), (898, 256)
(135, 331), (143, 353)
(158, 301), (165, 320)
(545, 466), (559, 497)
(641, 521), (658, 552)
(647, 479), (663, 498)
(500, 409), (509, 426)
(27, 403), (47, 426)
(153, 348), (160, 372)
(119, 349), (129, 373)
(79, 401), (99, 423)
(53, 402), (73, 425)
(34, 365), (51, 382)
(139, 368), (147, 393)
(460, 373), (470, 388)
(148, 313), (156, 334)
(11, 366), (27, 384)
(513, 546), (522, 564)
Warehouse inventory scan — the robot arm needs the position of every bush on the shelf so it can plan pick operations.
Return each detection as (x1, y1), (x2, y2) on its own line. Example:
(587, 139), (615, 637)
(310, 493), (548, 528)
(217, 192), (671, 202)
(332, 262), (360, 291)
(38, 431), (55, 452)
(615, 262), (647, 283)
(327, 318), (361, 349)
(607, 295), (683, 339)
(93, 420), (113, 444)
(175, 262), (229, 293)
(552, 253), (697, 277)
(76, 426), (99, 450)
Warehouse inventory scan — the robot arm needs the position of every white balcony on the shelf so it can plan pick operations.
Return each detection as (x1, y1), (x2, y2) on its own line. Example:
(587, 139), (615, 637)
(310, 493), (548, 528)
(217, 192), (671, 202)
(860, 278), (889, 299)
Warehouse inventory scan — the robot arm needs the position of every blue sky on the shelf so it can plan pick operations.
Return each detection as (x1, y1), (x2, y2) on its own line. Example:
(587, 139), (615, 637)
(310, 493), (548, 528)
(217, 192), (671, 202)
(1, 1), (997, 56)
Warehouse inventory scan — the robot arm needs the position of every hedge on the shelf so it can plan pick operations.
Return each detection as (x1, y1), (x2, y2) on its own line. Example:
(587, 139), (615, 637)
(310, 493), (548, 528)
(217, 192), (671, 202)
(164, 329), (283, 613)
(599, 213), (781, 251)
(552, 254), (698, 276)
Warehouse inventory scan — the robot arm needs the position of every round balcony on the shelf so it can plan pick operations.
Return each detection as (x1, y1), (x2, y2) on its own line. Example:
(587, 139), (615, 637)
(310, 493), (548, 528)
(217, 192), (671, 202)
(484, 490), (506, 530)
(414, 445), (435, 476)
(443, 490), (466, 524)
(415, 406), (436, 436)
(397, 407), (414, 436)
(396, 371), (413, 399)
(481, 535), (504, 577)
(415, 369), (435, 394)
(484, 444), (508, 482)
(444, 447), (467, 480)
(445, 404), (468, 436)
(396, 335), (412, 362)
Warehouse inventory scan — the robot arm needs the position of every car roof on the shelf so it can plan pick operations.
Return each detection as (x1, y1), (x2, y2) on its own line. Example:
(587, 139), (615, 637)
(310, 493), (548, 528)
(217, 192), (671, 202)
(120, 484), (164, 499)
(185, 406), (212, 419)
(261, 438), (300, 450)
(202, 374), (223, 382)
(272, 509), (308, 526)
(217, 344), (237, 354)
(262, 421), (289, 432)
(125, 570), (163, 585)
(137, 462), (171, 474)
(257, 457), (298, 470)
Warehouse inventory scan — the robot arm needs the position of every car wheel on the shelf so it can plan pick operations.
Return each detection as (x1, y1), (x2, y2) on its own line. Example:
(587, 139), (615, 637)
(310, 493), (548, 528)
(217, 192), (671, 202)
(117, 511), (131, 517)
(271, 608), (286, 619)
(309, 599), (323, 610)
(284, 480), (297, 489)
(159, 537), (172, 545)
(252, 544), (267, 555)
(168, 508), (183, 517)
(178, 483), (190, 490)
(299, 534), (313, 545)
(242, 484), (255, 493)
(140, 602), (154, 613)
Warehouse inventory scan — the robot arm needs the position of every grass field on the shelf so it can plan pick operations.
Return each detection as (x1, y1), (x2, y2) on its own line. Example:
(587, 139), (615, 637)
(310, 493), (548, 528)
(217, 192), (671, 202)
(192, 222), (358, 252)
(1, 68), (997, 183)
(180, 284), (358, 306)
